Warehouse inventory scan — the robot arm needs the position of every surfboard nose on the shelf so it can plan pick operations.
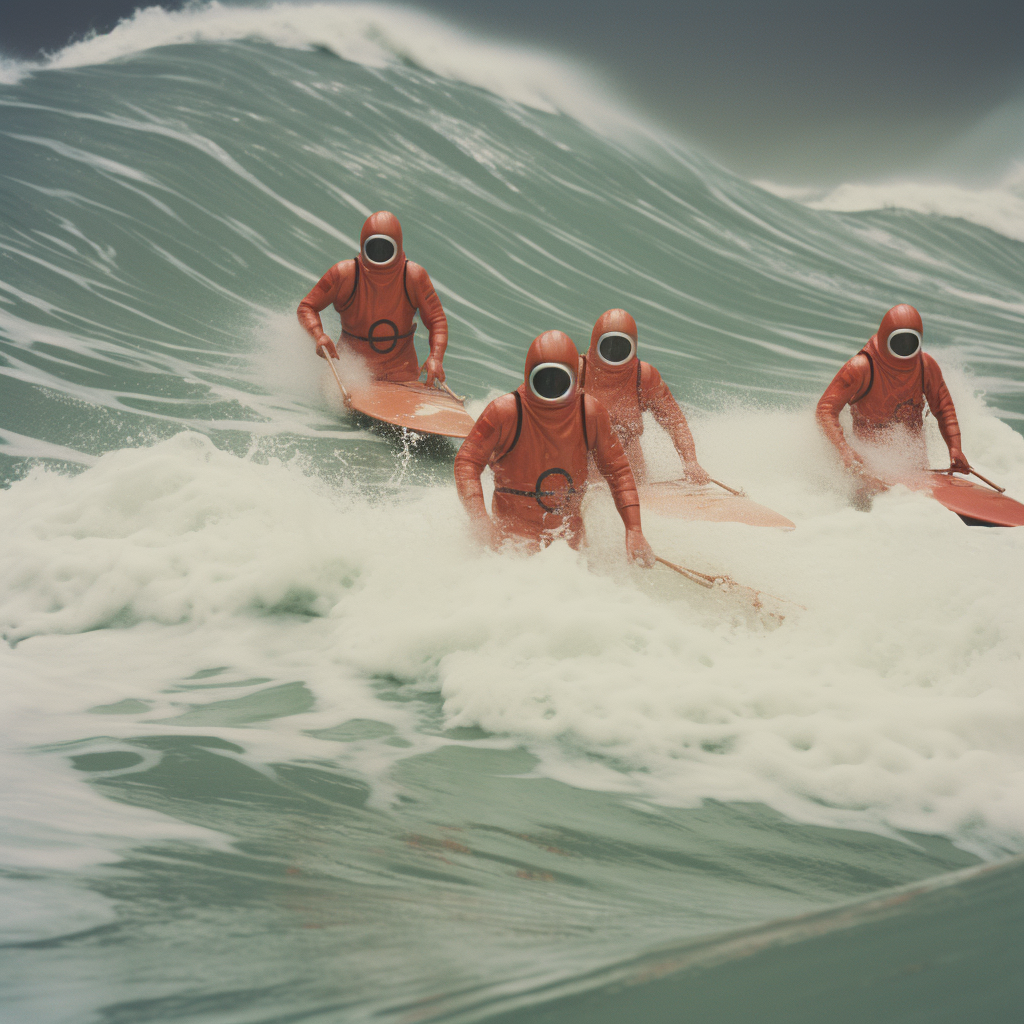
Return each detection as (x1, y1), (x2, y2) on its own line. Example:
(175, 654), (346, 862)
(346, 381), (476, 439)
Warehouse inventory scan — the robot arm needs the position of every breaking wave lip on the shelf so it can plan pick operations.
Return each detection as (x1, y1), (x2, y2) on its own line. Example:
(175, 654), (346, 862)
(756, 165), (1024, 245)
(0, 1), (657, 141)
(6, 1), (1022, 246)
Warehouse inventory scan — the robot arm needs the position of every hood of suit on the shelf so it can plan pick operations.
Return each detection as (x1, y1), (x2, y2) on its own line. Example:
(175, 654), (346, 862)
(866, 304), (924, 374)
(522, 331), (580, 412)
(358, 210), (405, 283)
(587, 308), (638, 385)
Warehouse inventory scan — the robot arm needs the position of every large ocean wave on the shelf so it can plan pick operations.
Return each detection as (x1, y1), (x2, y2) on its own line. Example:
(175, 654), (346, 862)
(6, 2), (1024, 245)
(0, 1), (646, 135)
(2, 5), (1023, 1022)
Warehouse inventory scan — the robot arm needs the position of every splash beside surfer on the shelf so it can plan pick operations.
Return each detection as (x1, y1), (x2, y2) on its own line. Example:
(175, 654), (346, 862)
(579, 309), (709, 485)
(454, 330), (655, 565)
(297, 210), (448, 385)
(816, 304), (968, 499)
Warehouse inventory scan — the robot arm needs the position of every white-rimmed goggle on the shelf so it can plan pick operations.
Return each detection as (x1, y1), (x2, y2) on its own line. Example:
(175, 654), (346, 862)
(362, 234), (398, 265)
(886, 328), (922, 359)
(528, 362), (576, 402)
(596, 331), (636, 366)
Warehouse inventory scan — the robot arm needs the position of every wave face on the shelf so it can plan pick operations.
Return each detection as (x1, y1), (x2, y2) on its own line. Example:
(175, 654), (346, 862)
(2, 6), (1023, 1022)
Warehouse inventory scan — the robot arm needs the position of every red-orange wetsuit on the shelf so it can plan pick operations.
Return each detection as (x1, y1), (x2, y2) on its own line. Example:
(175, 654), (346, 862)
(297, 211), (448, 382)
(579, 309), (705, 483)
(455, 331), (643, 552)
(816, 304), (965, 470)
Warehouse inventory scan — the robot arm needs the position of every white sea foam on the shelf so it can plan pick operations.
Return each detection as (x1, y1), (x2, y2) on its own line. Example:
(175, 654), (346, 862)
(0, 2), (646, 138)
(1, 374), (1022, 865)
(0, 431), (360, 640)
(758, 164), (1024, 245)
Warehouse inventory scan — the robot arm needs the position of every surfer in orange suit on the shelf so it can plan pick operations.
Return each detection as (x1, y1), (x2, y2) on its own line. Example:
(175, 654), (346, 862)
(297, 211), (448, 384)
(816, 304), (968, 492)
(579, 309), (709, 485)
(454, 330), (655, 565)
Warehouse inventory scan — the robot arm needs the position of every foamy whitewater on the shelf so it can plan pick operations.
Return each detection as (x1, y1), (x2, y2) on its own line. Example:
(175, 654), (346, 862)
(1, 5), (1023, 1022)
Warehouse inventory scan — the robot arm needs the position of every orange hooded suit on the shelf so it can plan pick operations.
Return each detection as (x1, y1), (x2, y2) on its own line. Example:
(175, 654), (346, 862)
(579, 309), (707, 483)
(297, 211), (448, 383)
(816, 304), (966, 472)
(454, 331), (652, 563)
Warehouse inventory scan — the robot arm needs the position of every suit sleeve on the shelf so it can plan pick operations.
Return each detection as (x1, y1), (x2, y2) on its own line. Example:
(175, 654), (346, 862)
(406, 262), (449, 363)
(297, 262), (353, 347)
(816, 355), (871, 468)
(640, 363), (699, 465)
(922, 354), (962, 452)
(587, 396), (642, 529)
(453, 396), (515, 520)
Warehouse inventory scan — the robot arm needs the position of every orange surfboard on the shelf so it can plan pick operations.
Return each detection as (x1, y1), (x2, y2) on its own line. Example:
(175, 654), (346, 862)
(900, 471), (1024, 527)
(638, 479), (795, 529)
(346, 381), (476, 438)
(593, 478), (795, 529)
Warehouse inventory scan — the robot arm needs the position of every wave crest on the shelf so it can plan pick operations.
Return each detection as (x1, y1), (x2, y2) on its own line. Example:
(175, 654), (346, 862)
(757, 163), (1024, 245)
(1, 1), (647, 137)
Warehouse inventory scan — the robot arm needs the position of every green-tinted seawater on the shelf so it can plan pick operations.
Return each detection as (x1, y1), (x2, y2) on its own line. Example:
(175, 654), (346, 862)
(1, 8), (1023, 1022)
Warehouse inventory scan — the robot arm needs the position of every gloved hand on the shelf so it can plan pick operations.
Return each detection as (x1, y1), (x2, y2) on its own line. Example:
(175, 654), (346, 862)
(850, 463), (888, 510)
(470, 514), (502, 550)
(683, 461), (711, 485)
(849, 459), (885, 492)
(316, 338), (339, 360)
(948, 447), (970, 473)
(420, 355), (446, 386)
(625, 528), (655, 568)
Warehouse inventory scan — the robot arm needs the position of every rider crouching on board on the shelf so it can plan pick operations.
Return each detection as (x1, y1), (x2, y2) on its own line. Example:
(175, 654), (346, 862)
(297, 211), (448, 384)
(579, 309), (709, 485)
(454, 330), (656, 565)
(816, 304), (968, 495)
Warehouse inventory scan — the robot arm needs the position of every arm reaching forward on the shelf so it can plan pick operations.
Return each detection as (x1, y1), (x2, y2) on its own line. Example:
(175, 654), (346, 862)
(816, 355), (872, 469)
(641, 363), (709, 484)
(297, 262), (357, 359)
(453, 395), (518, 547)
(922, 354), (967, 471)
(586, 395), (654, 566)
(405, 262), (449, 385)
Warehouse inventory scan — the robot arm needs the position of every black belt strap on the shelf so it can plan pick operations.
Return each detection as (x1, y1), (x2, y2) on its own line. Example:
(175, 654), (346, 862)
(342, 326), (416, 343)
(495, 468), (577, 513)
(850, 349), (874, 404)
(495, 391), (523, 462)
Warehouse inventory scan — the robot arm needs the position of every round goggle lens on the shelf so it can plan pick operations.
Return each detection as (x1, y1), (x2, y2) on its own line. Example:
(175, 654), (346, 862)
(887, 330), (921, 358)
(363, 235), (397, 264)
(529, 363), (574, 401)
(597, 333), (635, 365)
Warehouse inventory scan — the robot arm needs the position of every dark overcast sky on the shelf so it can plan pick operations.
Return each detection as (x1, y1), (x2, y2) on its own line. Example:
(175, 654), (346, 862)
(4, 0), (1023, 185)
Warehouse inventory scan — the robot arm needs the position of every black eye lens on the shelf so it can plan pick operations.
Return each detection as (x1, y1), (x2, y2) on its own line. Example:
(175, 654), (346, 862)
(532, 366), (572, 399)
(364, 237), (396, 264)
(598, 333), (633, 363)
(888, 331), (920, 357)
